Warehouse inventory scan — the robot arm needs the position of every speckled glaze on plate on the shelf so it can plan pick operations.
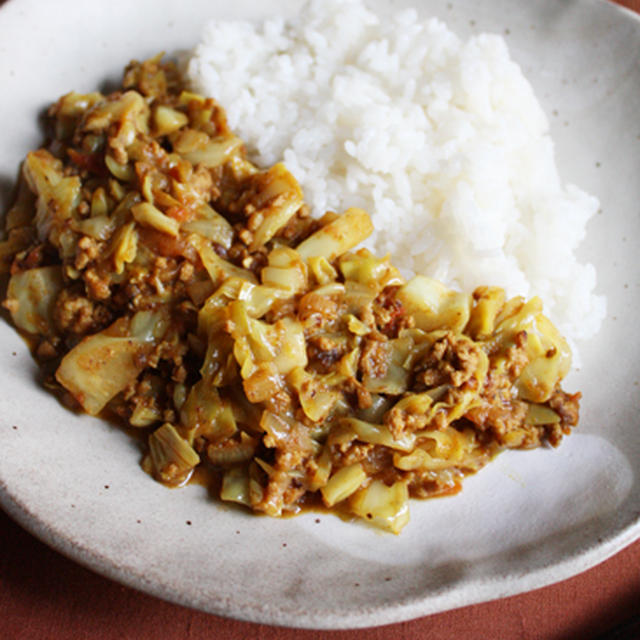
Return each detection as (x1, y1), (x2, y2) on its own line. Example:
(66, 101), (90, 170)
(0, 0), (639, 629)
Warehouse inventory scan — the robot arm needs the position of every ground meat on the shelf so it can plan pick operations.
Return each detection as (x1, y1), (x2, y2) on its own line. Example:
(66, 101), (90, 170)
(243, 364), (283, 403)
(548, 387), (581, 429)
(146, 331), (189, 374)
(383, 333), (487, 438)
(464, 343), (532, 446)
(74, 235), (101, 270)
(53, 288), (111, 335)
(546, 387), (581, 445)
(462, 332), (574, 449)
(359, 336), (390, 380)
(189, 165), (214, 201)
(384, 385), (472, 439)
(254, 437), (313, 516)
(384, 407), (425, 439)
(331, 440), (372, 467)
(262, 389), (296, 419)
(355, 384), (373, 410)
(252, 469), (291, 516)
(298, 291), (340, 326)
(83, 266), (111, 299)
(465, 369), (529, 442)
(307, 333), (348, 371)
(502, 331), (530, 379)
(373, 287), (413, 337)
(414, 332), (483, 388)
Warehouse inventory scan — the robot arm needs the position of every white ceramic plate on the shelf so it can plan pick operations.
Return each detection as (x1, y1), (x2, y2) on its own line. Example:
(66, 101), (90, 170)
(1, 0), (639, 629)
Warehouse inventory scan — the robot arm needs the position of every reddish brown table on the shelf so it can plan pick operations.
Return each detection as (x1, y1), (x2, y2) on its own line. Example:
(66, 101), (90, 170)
(2, 1), (640, 638)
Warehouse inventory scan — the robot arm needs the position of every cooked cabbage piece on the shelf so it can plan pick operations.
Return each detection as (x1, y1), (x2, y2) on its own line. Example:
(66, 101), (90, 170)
(397, 275), (471, 333)
(296, 208), (374, 261)
(321, 463), (367, 507)
(349, 480), (409, 534)
(6, 266), (64, 335)
(55, 311), (167, 415)
(148, 422), (200, 486)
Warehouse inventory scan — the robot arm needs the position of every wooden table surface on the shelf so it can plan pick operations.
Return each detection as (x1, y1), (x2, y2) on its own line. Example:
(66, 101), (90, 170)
(1, 1), (639, 639)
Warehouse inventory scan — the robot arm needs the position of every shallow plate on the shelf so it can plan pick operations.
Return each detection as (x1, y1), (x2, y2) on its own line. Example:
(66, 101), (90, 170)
(1, 0), (639, 629)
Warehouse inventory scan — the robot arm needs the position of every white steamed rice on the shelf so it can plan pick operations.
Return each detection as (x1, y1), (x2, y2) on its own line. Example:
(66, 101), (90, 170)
(187, 0), (606, 349)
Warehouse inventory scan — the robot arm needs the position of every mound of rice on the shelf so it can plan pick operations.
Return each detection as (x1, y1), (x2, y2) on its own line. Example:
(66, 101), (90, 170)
(187, 0), (606, 348)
